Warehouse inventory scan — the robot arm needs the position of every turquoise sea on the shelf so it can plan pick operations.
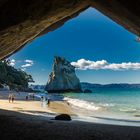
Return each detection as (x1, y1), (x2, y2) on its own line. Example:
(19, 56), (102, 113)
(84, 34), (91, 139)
(36, 87), (140, 125)
(62, 88), (140, 121)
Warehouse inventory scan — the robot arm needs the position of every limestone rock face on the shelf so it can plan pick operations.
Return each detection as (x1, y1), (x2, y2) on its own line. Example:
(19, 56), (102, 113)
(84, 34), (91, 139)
(45, 56), (81, 93)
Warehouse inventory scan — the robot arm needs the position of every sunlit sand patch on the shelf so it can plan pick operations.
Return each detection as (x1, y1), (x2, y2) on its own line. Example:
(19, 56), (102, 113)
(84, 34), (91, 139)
(11, 103), (21, 105)
(13, 107), (23, 110)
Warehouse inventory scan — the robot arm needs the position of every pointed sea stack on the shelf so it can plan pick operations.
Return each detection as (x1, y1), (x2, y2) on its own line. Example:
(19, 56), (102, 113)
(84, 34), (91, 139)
(45, 56), (82, 93)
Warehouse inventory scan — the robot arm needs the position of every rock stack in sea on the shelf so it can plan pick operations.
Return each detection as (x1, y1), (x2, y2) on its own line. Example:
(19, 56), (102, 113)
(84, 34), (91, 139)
(45, 56), (82, 93)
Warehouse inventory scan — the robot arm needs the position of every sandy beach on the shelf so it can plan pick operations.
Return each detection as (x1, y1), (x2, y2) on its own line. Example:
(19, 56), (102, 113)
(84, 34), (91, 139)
(0, 90), (140, 140)
(0, 91), (75, 116)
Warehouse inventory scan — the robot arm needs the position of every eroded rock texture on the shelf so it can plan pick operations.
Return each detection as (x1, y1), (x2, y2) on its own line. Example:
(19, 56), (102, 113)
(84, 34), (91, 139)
(45, 56), (81, 93)
(0, 0), (90, 60)
(0, 0), (140, 60)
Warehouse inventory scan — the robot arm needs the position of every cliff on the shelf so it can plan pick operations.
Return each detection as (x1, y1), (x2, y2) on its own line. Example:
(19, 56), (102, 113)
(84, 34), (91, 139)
(45, 56), (81, 93)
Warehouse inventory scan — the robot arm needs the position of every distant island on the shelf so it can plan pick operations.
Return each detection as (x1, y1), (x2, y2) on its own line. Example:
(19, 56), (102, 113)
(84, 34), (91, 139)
(31, 83), (140, 93)
(81, 82), (140, 90)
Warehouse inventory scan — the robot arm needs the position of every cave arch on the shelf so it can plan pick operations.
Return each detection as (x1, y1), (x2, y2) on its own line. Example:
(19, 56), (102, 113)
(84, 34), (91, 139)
(0, 0), (140, 60)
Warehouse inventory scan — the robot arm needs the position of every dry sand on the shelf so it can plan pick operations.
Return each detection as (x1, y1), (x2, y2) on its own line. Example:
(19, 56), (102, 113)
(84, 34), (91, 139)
(0, 91), (140, 140)
(0, 91), (74, 116)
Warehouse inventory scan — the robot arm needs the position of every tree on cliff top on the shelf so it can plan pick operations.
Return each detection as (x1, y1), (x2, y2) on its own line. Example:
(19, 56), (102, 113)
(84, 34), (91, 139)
(0, 60), (34, 90)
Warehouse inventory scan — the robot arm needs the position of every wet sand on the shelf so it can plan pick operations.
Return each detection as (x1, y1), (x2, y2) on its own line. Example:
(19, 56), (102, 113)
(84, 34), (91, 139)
(0, 91), (140, 140)
(0, 109), (140, 140)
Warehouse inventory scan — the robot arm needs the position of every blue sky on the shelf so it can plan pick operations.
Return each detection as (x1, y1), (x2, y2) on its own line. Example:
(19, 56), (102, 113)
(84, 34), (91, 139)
(9, 8), (140, 84)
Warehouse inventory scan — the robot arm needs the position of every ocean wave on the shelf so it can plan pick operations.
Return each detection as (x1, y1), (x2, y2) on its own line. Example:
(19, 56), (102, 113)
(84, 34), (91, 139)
(64, 97), (100, 111)
(119, 108), (137, 113)
(99, 103), (115, 107)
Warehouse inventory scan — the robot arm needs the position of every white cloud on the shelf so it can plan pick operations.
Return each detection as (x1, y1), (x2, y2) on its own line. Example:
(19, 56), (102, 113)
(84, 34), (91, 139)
(4, 59), (34, 70)
(71, 59), (140, 71)
(25, 60), (33, 64)
(9, 59), (16, 67)
(136, 36), (140, 42)
(21, 68), (26, 71)
(21, 63), (33, 68)
(21, 59), (34, 68)
(11, 59), (15, 63)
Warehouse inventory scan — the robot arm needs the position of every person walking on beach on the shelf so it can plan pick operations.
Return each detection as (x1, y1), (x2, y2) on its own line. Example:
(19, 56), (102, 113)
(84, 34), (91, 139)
(26, 95), (28, 101)
(8, 94), (12, 103)
(41, 96), (44, 107)
(11, 93), (15, 103)
(47, 98), (51, 107)
(41, 96), (43, 101)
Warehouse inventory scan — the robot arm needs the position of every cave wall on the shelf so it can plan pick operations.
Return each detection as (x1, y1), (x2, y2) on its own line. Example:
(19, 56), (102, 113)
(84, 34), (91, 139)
(0, 0), (90, 60)
(0, 0), (140, 60)
(90, 0), (140, 37)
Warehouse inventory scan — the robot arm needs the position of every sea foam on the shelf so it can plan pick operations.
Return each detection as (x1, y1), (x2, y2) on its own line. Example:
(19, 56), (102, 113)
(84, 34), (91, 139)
(64, 97), (100, 111)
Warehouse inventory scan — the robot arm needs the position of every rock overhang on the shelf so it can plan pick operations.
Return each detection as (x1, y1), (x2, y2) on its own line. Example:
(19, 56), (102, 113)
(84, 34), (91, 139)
(0, 0), (140, 60)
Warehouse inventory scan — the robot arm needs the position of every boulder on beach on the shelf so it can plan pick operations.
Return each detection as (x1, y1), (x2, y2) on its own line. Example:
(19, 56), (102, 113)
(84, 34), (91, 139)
(55, 114), (71, 121)
(45, 56), (82, 93)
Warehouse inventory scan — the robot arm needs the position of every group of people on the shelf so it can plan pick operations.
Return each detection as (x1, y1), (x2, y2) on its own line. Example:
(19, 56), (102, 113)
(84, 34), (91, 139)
(8, 91), (51, 107)
(8, 93), (15, 103)
(41, 96), (51, 107)
(26, 93), (35, 101)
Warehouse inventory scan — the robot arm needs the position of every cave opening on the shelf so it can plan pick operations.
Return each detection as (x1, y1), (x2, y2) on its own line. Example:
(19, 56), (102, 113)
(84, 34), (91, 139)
(1, 7), (140, 123)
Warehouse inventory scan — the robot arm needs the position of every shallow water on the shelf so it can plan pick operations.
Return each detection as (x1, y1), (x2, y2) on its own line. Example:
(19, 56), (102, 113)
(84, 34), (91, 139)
(62, 88), (140, 121)
(35, 88), (140, 125)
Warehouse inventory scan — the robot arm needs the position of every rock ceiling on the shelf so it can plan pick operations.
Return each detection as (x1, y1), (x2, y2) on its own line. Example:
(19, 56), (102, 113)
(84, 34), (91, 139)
(0, 0), (140, 60)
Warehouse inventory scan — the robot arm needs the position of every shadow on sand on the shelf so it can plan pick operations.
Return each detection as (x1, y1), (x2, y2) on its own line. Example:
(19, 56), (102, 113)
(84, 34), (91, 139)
(0, 109), (140, 140)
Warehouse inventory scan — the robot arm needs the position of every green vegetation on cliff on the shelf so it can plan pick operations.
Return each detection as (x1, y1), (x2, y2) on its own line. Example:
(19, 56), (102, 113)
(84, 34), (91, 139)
(0, 60), (34, 90)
